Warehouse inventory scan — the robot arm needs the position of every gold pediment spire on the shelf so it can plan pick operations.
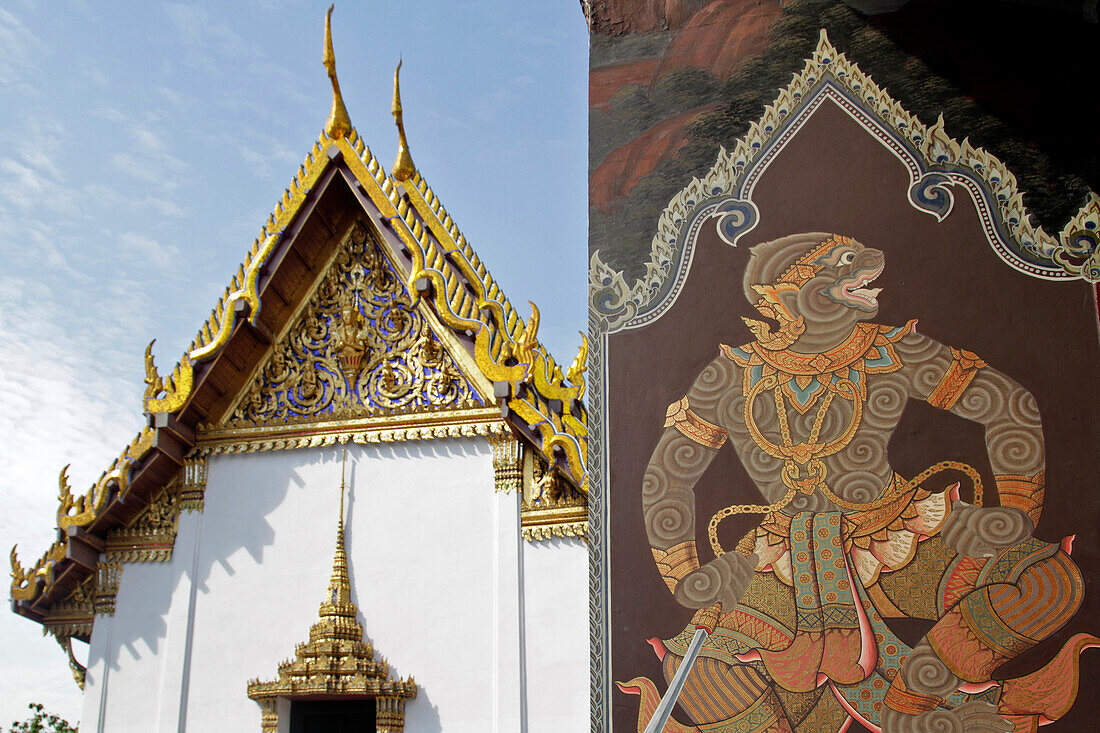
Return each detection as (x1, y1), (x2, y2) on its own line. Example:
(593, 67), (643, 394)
(247, 451), (417, 730)
(324, 451), (353, 612)
(391, 61), (415, 182)
(323, 5), (352, 140)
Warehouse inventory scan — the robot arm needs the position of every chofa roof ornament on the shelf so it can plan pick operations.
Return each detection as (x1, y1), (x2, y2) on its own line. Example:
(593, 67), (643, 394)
(391, 61), (415, 182)
(323, 4), (352, 141)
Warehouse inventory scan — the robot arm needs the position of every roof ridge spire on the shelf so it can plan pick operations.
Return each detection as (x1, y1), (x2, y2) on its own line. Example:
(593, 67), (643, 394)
(391, 60), (415, 182)
(323, 5), (352, 140)
(322, 450), (354, 616)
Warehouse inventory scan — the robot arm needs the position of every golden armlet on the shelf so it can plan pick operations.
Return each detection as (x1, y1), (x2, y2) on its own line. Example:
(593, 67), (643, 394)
(651, 541), (700, 594)
(996, 471), (1045, 524)
(927, 347), (987, 410)
(690, 603), (721, 633)
(663, 396), (728, 449)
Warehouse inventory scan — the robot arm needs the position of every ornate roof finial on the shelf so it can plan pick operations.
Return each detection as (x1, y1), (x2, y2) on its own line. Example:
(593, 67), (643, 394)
(339, 449), (347, 530)
(391, 60), (415, 182)
(323, 5), (352, 141)
(323, 450), (353, 613)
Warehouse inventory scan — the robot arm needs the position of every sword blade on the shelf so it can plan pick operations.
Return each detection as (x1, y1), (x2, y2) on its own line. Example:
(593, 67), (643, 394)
(643, 627), (709, 733)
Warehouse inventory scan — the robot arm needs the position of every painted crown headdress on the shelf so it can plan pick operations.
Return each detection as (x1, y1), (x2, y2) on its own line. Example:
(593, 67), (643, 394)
(743, 234), (854, 350)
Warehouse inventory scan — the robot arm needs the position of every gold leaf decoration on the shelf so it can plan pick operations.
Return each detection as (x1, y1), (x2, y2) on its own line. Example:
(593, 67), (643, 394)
(226, 222), (481, 428)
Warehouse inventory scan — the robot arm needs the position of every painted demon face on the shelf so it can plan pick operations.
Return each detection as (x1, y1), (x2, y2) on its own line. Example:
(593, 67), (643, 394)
(814, 239), (886, 314)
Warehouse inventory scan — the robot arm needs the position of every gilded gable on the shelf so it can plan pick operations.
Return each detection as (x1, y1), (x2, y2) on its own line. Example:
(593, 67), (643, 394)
(224, 221), (482, 429)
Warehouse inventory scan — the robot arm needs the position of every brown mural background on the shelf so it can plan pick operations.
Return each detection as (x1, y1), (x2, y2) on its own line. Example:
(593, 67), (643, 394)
(589, 0), (1100, 285)
(603, 101), (1100, 731)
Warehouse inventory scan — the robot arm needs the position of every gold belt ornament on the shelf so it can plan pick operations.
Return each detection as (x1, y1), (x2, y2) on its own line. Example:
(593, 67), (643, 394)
(708, 367), (984, 557)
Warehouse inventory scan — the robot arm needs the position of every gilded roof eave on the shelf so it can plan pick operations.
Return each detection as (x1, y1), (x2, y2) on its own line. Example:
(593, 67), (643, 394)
(147, 126), (588, 484)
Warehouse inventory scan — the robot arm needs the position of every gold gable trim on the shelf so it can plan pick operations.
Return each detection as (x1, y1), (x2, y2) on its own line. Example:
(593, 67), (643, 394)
(220, 220), (486, 430)
(197, 406), (506, 456)
(15, 48), (588, 630)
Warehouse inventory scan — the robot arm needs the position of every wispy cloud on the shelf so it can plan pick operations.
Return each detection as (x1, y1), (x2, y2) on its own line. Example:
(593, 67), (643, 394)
(79, 63), (109, 88)
(110, 123), (188, 189)
(118, 232), (180, 270)
(163, 3), (257, 71)
(0, 273), (145, 724)
(0, 158), (74, 213)
(0, 8), (42, 93)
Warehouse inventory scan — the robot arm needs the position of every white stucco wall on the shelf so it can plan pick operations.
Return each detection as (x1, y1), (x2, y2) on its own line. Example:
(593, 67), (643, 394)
(522, 536), (590, 732)
(81, 438), (537, 733)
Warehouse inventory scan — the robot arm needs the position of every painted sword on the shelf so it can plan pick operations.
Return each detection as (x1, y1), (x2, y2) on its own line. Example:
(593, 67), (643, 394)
(642, 626), (709, 733)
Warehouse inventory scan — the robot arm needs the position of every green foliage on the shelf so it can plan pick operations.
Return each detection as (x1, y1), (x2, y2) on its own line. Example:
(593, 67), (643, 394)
(2, 703), (78, 733)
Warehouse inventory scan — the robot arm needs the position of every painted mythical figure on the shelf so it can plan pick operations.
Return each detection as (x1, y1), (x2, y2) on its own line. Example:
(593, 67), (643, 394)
(625, 233), (1097, 732)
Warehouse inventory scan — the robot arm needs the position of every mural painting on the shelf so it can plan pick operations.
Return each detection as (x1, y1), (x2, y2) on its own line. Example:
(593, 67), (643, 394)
(588, 16), (1100, 733)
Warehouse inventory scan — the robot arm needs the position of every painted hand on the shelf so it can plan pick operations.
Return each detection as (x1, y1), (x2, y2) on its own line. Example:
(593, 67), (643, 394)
(941, 503), (1032, 558)
(673, 552), (758, 609)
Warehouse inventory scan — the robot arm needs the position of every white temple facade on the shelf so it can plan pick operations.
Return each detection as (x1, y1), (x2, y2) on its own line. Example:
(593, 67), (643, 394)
(11, 15), (590, 732)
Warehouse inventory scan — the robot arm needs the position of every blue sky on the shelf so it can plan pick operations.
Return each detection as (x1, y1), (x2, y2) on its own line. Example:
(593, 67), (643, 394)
(0, 1), (588, 723)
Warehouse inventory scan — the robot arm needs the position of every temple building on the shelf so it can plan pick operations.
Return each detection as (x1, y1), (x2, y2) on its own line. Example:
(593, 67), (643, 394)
(9, 9), (589, 732)
(16, 2), (1100, 732)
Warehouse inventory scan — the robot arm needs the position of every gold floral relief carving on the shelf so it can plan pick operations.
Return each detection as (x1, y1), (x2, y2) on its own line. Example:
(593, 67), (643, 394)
(43, 574), (95, 689)
(180, 455), (208, 512)
(521, 450), (587, 542)
(43, 574), (95, 640)
(226, 222), (480, 430)
(94, 560), (121, 616)
(490, 434), (523, 493)
(103, 481), (182, 564)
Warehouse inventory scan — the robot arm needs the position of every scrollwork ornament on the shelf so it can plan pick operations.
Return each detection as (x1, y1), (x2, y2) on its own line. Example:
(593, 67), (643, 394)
(227, 222), (480, 428)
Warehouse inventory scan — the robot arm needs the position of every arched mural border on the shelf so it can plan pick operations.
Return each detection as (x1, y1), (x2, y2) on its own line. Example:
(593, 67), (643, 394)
(588, 28), (1100, 733)
(590, 30), (1100, 339)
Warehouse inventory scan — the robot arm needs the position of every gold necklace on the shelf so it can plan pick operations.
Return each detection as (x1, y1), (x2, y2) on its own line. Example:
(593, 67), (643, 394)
(708, 351), (985, 557)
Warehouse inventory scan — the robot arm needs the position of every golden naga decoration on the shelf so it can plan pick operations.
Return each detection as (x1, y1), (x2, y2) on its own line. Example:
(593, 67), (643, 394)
(225, 222), (478, 429)
(566, 332), (588, 400)
(10, 546), (36, 601)
(391, 60), (415, 182)
(510, 301), (540, 370)
(189, 232), (281, 364)
(143, 340), (160, 400)
(397, 169), (588, 486)
(247, 454), (417, 732)
(57, 427), (154, 530)
(144, 341), (194, 413)
(57, 459), (131, 530)
(10, 541), (65, 602)
(322, 4), (352, 140)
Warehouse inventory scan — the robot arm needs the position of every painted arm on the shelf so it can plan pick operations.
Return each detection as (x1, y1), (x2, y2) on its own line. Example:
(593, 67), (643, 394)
(642, 354), (758, 612)
(897, 332), (1044, 543)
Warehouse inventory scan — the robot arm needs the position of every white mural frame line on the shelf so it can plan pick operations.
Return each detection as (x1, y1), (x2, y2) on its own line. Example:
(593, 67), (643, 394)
(587, 28), (1100, 733)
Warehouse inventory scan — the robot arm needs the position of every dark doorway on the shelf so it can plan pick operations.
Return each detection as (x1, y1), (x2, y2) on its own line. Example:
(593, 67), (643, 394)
(289, 699), (376, 733)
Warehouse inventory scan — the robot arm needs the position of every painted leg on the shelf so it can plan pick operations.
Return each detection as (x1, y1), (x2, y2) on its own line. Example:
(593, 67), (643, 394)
(661, 654), (794, 733)
(881, 640), (1011, 732)
(883, 550), (1083, 732)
